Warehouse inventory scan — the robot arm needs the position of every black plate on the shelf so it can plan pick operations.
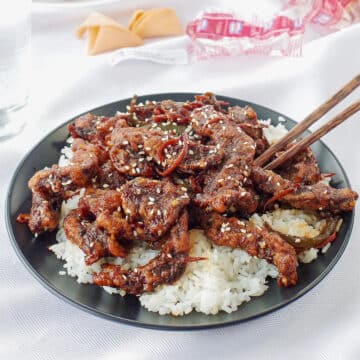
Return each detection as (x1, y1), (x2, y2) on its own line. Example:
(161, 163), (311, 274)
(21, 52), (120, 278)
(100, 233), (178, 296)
(6, 93), (355, 330)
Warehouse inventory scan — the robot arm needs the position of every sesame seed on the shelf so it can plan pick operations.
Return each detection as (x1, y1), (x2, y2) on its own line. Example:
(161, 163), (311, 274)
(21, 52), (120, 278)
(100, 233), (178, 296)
(61, 179), (72, 186)
(103, 184), (109, 188)
(122, 140), (129, 145)
(149, 197), (155, 202)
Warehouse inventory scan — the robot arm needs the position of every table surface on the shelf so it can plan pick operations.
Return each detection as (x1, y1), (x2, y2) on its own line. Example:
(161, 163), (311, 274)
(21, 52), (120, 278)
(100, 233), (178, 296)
(1, 1), (360, 359)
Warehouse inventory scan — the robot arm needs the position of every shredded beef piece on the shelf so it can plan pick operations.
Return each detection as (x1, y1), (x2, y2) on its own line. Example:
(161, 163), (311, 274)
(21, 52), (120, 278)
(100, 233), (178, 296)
(251, 166), (358, 213)
(93, 211), (190, 294)
(228, 105), (269, 155)
(200, 211), (298, 287)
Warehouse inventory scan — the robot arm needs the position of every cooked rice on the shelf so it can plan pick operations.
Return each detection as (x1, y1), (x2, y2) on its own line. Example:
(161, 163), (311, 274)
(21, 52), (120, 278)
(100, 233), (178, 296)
(48, 121), (329, 315)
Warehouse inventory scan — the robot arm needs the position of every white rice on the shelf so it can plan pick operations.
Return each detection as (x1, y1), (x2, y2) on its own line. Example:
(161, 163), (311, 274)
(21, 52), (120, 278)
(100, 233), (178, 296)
(51, 207), (278, 315)
(251, 209), (330, 264)
(260, 119), (288, 145)
(48, 121), (331, 315)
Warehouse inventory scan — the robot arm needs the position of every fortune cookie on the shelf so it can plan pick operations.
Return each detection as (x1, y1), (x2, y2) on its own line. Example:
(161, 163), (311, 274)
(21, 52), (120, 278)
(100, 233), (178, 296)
(128, 8), (183, 38)
(76, 12), (143, 55)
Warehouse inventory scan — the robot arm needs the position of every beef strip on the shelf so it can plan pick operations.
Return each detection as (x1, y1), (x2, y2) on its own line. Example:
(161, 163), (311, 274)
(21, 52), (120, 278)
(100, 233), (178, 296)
(63, 209), (128, 265)
(68, 112), (129, 145)
(18, 139), (103, 234)
(276, 145), (321, 185)
(126, 93), (228, 127)
(119, 177), (190, 243)
(200, 211), (298, 287)
(251, 166), (358, 213)
(109, 127), (161, 177)
(96, 161), (127, 190)
(228, 105), (269, 156)
(144, 134), (225, 175)
(93, 211), (190, 294)
(191, 105), (259, 214)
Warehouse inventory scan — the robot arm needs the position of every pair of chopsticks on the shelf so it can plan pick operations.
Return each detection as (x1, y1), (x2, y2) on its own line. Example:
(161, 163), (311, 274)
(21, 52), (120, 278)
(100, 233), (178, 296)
(254, 74), (360, 170)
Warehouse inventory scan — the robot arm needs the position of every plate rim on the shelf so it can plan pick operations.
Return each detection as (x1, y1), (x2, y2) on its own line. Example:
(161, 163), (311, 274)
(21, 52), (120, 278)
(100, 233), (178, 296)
(5, 92), (355, 330)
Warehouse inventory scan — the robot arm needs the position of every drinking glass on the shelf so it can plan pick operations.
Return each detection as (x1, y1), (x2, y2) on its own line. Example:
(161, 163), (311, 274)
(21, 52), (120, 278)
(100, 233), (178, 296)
(0, 0), (31, 140)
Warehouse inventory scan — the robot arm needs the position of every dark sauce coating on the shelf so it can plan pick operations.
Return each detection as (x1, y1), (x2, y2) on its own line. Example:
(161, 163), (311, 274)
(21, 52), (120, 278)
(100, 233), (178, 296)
(17, 93), (358, 294)
(93, 211), (190, 295)
(251, 166), (358, 213)
(200, 211), (298, 287)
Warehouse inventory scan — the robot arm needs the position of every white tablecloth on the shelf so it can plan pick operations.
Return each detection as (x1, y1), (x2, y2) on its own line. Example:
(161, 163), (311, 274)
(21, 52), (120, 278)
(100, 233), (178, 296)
(1, 2), (360, 359)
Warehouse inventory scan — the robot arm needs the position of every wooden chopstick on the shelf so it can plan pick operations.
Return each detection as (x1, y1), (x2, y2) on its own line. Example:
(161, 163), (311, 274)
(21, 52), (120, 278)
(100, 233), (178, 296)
(264, 99), (360, 170)
(253, 74), (360, 167)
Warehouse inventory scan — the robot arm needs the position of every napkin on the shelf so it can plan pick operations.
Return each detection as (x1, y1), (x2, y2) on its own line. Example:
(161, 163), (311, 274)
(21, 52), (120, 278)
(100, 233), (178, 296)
(108, 36), (189, 65)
